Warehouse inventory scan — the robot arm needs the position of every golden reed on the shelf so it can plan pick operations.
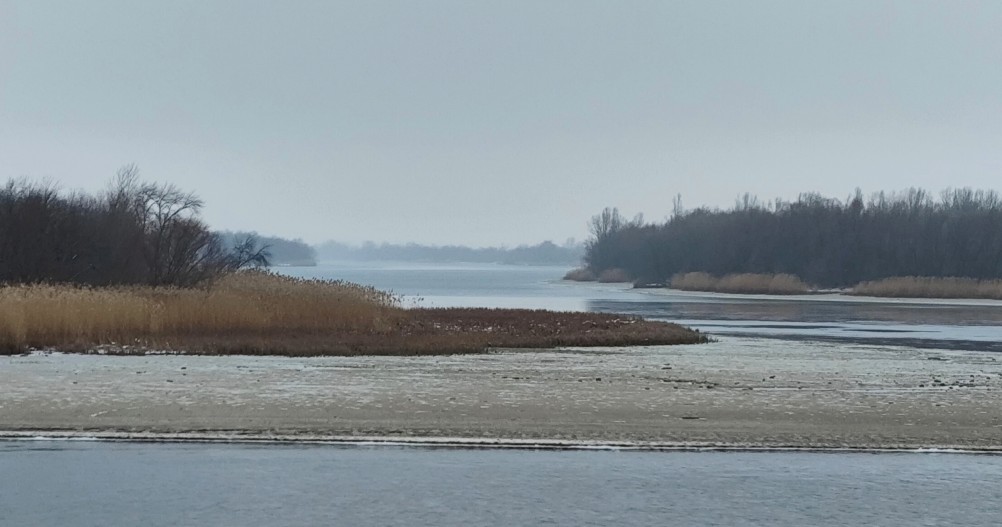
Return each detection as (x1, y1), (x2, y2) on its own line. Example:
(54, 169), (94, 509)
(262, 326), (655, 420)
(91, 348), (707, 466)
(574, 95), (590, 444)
(851, 276), (1002, 299)
(0, 270), (399, 353)
(670, 272), (810, 295)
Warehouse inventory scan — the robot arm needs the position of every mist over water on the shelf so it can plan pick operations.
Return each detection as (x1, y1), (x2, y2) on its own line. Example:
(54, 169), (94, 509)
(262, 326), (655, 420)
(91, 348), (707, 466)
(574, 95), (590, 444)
(281, 261), (640, 311)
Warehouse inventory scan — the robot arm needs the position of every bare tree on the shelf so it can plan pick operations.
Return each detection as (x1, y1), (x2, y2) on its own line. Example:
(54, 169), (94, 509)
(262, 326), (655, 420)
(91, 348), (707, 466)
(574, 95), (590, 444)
(589, 207), (625, 241)
(1, 165), (277, 287)
(136, 181), (205, 285)
(227, 233), (272, 269)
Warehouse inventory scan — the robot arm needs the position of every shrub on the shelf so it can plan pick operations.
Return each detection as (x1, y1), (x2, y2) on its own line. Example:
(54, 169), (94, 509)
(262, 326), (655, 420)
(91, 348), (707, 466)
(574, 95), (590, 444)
(563, 267), (597, 281)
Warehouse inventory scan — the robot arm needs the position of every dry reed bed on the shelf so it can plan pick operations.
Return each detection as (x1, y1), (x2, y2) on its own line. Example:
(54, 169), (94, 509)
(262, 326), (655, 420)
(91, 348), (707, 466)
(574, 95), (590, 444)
(562, 267), (632, 283)
(0, 271), (705, 356)
(670, 272), (810, 295)
(851, 276), (1002, 300)
(562, 267), (597, 281)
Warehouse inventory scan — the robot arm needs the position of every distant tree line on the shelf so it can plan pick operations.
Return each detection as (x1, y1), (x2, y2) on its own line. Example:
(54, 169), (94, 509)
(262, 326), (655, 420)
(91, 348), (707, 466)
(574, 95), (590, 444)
(0, 166), (269, 287)
(583, 188), (1002, 288)
(217, 231), (316, 266)
(315, 240), (583, 266)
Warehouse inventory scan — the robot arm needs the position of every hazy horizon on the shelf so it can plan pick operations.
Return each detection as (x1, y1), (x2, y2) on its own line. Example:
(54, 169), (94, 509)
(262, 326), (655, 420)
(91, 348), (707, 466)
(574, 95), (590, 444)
(3, 1), (1001, 246)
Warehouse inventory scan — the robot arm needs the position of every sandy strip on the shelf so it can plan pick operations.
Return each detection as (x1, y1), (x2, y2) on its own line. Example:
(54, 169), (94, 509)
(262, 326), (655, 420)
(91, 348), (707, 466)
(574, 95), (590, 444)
(3, 337), (1002, 450)
(2, 431), (1001, 454)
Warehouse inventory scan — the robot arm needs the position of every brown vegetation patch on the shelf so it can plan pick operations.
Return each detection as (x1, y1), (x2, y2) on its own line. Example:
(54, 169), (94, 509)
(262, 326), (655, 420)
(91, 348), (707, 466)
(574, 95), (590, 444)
(562, 267), (597, 281)
(597, 268), (632, 283)
(0, 271), (705, 356)
(851, 276), (1002, 300)
(670, 272), (810, 295)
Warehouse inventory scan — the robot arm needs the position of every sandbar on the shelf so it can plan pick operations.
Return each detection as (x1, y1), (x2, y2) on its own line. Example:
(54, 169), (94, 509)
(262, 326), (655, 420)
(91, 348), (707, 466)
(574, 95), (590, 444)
(3, 337), (1001, 450)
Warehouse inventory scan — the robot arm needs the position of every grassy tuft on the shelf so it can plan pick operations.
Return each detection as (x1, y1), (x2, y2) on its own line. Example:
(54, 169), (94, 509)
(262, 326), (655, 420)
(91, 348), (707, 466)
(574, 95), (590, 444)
(670, 272), (810, 295)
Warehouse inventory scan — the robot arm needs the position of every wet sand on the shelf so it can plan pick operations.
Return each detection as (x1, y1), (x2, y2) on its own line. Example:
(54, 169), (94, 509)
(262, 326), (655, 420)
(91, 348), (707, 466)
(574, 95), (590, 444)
(3, 337), (1002, 450)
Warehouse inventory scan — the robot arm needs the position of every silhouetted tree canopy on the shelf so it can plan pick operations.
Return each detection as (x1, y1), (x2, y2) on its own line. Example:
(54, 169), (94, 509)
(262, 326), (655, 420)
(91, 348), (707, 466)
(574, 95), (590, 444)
(0, 166), (269, 287)
(216, 231), (314, 266)
(583, 188), (1002, 288)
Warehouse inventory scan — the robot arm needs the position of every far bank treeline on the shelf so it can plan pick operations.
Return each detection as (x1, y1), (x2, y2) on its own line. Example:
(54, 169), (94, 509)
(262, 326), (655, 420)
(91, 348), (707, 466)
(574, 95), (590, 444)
(581, 189), (1002, 288)
(315, 240), (583, 266)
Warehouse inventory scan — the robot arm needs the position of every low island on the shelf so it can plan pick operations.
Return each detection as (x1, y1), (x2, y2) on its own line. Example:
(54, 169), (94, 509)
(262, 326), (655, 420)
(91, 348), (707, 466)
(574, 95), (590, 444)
(0, 270), (706, 356)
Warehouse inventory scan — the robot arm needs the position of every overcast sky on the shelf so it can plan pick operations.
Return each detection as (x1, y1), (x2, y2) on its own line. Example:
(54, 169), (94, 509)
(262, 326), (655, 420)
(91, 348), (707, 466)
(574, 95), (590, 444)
(2, 1), (1001, 246)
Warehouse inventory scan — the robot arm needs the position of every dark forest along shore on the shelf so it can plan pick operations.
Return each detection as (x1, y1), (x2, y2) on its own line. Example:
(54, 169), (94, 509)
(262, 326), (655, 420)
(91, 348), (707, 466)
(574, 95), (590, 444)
(3, 441), (1002, 527)
(580, 189), (1002, 291)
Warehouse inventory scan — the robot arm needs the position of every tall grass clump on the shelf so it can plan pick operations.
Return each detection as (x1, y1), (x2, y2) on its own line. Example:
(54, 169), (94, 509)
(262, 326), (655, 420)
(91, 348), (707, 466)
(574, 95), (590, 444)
(670, 272), (810, 295)
(669, 272), (717, 292)
(851, 276), (1002, 299)
(0, 270), (401, 354)
(0, 285), (155, 353)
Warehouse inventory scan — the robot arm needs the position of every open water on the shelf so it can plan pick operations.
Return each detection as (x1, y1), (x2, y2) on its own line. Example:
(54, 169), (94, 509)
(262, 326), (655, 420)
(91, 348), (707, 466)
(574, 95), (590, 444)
(286, 261), (1002, 351)
(3, 262), (1002, 525)
(3, 441), (1002, 526)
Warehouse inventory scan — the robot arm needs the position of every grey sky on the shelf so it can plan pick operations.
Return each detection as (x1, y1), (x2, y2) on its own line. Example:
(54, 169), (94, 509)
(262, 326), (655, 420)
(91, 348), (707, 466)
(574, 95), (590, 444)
(2, 1), (1000, 246)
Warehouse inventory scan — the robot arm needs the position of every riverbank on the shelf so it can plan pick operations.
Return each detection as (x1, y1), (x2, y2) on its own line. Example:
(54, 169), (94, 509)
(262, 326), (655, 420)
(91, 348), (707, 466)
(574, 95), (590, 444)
(4, 338), (1001, 450)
